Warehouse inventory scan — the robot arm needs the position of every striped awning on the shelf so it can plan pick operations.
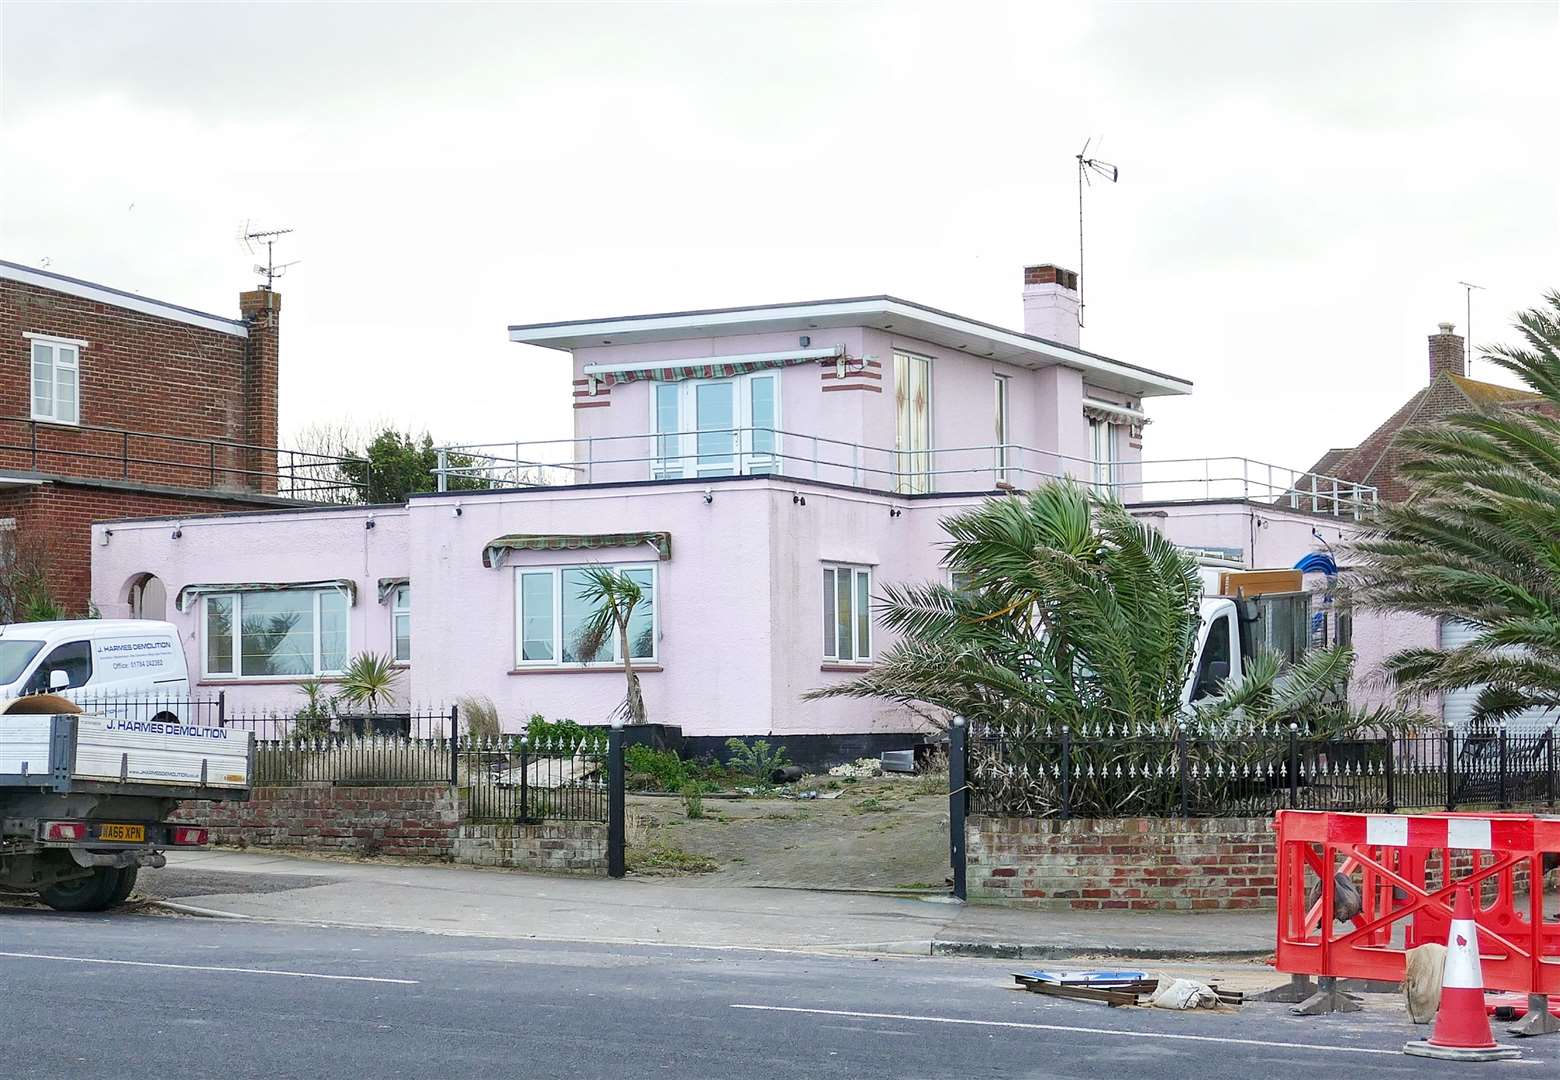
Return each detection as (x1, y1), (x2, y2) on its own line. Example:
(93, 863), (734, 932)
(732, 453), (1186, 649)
(482, 532), (672, 569)
(175, 579), (357, 613)
(580, 346), (842, 389)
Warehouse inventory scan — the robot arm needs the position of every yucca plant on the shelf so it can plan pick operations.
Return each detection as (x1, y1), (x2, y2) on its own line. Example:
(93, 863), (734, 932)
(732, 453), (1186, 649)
(572, 566), (649, 725)
(1350, 291), (1560, 723)
(336, 652), (399, 715)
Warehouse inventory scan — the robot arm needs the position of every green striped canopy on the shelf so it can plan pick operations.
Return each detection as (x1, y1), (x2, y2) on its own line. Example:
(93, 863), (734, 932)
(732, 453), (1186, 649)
(482, 532), (672, 569)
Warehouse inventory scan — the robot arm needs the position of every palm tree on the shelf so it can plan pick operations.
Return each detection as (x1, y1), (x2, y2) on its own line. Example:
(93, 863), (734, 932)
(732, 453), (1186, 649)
(806, 480), (1203, 730)
(337, 652), (399, 714)
(573, 567), (650, 725)
(1351, 292), (1560, 723)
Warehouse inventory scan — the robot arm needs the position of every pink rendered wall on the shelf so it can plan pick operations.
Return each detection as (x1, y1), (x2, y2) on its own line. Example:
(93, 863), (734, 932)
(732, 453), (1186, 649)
(89, 488), (1431, 734)
(91, 507), (411, 716)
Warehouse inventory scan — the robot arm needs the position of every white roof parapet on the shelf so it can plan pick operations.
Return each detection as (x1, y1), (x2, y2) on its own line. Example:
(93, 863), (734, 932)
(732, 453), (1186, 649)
(510, 295), (1192, 399)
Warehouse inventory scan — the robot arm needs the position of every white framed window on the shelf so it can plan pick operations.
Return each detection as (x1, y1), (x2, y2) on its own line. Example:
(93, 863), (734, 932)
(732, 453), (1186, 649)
(822, 564), (872, 662)
(201, 589), (350, 678)
(894, 351), (932, 493)
(1089, 418), (1117, 495)
(514, 563), (658, 667)
(993, 373), (1011, 483)
(30, 337), (81, 425)
(651, 372), (780, 479)
(392, 585), (411, 663)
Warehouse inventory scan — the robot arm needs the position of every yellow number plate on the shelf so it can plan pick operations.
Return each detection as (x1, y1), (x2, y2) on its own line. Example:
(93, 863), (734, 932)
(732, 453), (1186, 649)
(97, 824), (145, 842)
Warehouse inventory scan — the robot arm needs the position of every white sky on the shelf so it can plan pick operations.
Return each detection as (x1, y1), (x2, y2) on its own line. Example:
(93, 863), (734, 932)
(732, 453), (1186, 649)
(3, 1), (1556, 471)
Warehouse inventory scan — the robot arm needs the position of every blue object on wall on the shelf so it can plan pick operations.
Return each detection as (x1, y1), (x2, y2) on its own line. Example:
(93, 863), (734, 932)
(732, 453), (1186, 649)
(1295, 552), (1338, 576)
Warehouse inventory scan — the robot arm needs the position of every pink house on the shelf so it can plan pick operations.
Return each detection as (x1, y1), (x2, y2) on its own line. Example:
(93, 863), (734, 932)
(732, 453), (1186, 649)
(90, 266), (1379, 756)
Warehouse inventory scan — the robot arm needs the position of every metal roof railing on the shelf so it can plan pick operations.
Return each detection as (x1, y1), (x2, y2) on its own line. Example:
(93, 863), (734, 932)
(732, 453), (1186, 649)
(432, 428), (1378, 519)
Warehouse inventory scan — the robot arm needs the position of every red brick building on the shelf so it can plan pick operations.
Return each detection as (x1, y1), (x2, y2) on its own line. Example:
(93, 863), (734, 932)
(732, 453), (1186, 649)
(1306, 322), (1550, 504)
(0, 259), (322, 615)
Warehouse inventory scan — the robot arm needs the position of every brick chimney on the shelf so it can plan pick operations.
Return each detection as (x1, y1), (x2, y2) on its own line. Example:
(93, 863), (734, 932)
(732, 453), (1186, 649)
(1022, 264), (1080, 347)
(1428, 321), (1464, 383)
(239, 288), (281, 494)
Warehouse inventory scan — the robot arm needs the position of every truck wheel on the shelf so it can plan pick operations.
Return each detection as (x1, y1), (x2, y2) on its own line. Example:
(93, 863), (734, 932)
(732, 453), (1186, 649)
(39, 867), (121, 912)
(107, 866), (139, 906)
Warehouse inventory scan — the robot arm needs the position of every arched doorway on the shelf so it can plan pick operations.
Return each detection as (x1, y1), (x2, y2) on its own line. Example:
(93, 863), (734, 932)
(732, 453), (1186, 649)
(128, 574), (167, 621)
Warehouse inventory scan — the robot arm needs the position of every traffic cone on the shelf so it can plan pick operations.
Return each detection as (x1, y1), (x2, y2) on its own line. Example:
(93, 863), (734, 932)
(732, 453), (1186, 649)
(1403, 887), (1519, 1061)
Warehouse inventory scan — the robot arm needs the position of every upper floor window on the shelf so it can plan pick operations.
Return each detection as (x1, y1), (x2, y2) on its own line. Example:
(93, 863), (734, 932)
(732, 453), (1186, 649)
(654, 373), (778, 479)
(1089, 418), (1116, 496)
(823, 564), (872, 663)
(894, 352), (932, 494)
(202, 588), (350, 679)
(993, 373), (1011, 483)
(29, 336), (81, 425)
(392, 585), (411, 663)
(515, 564), (657, 667)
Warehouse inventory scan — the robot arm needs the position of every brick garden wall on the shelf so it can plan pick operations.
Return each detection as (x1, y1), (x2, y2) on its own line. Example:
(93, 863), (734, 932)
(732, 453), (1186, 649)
(173, 783), (607, 874)
(966, 815), (1276, 912)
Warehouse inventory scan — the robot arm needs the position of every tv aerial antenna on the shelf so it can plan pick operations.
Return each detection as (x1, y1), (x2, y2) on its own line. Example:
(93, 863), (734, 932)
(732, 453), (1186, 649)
(239, 223), (299, 289)
(1076, 138), (1119, 329)
(1457, 280), (1485, 372)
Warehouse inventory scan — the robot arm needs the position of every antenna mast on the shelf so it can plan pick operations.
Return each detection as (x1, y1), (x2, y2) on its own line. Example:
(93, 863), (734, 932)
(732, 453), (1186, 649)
(1076, 140), (1119, 329)
(240, 223), (298, 290)
(1457, 280), (1485, 372)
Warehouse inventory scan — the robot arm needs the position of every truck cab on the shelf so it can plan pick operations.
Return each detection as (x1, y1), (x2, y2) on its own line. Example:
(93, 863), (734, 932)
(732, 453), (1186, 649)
(1180, 566), (1313, 709)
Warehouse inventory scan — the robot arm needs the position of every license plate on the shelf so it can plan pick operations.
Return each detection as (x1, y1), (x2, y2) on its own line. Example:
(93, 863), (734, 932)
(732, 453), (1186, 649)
(97, 824), (145, 842)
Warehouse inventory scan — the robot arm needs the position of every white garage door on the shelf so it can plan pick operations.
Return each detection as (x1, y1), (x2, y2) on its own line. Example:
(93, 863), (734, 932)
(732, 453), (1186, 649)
(1438, 618), (1558, 731)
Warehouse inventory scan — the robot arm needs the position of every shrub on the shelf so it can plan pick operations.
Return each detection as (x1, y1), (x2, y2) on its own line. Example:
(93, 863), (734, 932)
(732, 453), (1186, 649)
(293, 678), (335, 742)
(525, 714), (590, 748)
(459, 695), (501, 740)
(625, 745), (690, 791)
(681, 781), (706, 819)
(724, 738), (789, 787)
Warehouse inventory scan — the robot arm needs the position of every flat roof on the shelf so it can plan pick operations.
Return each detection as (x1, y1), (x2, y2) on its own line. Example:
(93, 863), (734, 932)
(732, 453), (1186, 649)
(0, 259), (249, 337)
(509, 295), (1192, 398)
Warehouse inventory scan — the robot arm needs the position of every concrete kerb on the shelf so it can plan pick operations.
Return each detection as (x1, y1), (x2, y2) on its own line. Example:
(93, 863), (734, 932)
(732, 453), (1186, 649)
(149, 899), (1272, 962)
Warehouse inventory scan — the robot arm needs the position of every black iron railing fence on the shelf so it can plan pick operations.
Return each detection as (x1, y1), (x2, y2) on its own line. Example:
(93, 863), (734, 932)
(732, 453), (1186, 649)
(12, 693), (613, 825)
(0, 415), (368, 502)
(967, 720), (1559, 820)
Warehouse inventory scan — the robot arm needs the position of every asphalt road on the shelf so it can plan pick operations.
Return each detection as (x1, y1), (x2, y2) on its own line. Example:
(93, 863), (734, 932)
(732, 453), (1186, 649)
(0, 905), (1536, 1079)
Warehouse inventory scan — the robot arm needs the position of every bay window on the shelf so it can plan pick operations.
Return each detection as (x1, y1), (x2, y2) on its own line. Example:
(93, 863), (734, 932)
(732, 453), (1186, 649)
(515, 564), (657, 667)
(822, 564), (872, 663)
(202, 588), (350, 678)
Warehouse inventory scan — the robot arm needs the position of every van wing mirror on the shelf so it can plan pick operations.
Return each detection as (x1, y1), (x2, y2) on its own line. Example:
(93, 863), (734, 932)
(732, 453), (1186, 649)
(48, 668), (70, 691)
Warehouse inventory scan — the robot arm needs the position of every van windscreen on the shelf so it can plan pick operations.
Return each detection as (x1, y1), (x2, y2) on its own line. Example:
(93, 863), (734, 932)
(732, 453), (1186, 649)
(0, 640), (46, 684)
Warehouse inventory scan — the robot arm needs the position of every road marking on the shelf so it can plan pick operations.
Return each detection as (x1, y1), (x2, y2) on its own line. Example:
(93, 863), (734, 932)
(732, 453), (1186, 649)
(731, 1005), (1402, 1057)
(0, 951), (417, 985)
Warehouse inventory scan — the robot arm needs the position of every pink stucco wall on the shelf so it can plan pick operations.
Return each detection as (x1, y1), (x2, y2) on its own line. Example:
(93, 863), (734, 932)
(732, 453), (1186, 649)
(92, 488), (1427, 735)
(93, 505), (410, 715)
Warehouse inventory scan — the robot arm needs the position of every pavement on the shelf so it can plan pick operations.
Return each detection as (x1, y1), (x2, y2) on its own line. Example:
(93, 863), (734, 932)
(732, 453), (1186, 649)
(135, 849), (1276, 959)
(0, 905), (1521, 1080)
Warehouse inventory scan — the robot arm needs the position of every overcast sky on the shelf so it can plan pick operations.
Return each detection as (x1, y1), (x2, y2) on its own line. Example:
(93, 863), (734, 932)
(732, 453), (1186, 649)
(3, 1), (1556, 472)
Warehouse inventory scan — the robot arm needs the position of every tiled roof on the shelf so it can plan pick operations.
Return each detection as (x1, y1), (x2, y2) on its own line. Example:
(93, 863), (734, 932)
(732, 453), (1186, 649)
(1303, 372), (1554, 504)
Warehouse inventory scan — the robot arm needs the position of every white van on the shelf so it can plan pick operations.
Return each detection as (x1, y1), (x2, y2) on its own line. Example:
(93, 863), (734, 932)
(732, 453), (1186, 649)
(0, 620), (190, 720)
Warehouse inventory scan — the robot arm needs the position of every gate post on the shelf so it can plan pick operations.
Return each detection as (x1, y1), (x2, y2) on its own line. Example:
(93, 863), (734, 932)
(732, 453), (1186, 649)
(949, 717), (967, 902)
(448, 703), (460, 788)
(1445, 728), (1457, 812)
(607, 722), (626, 879)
